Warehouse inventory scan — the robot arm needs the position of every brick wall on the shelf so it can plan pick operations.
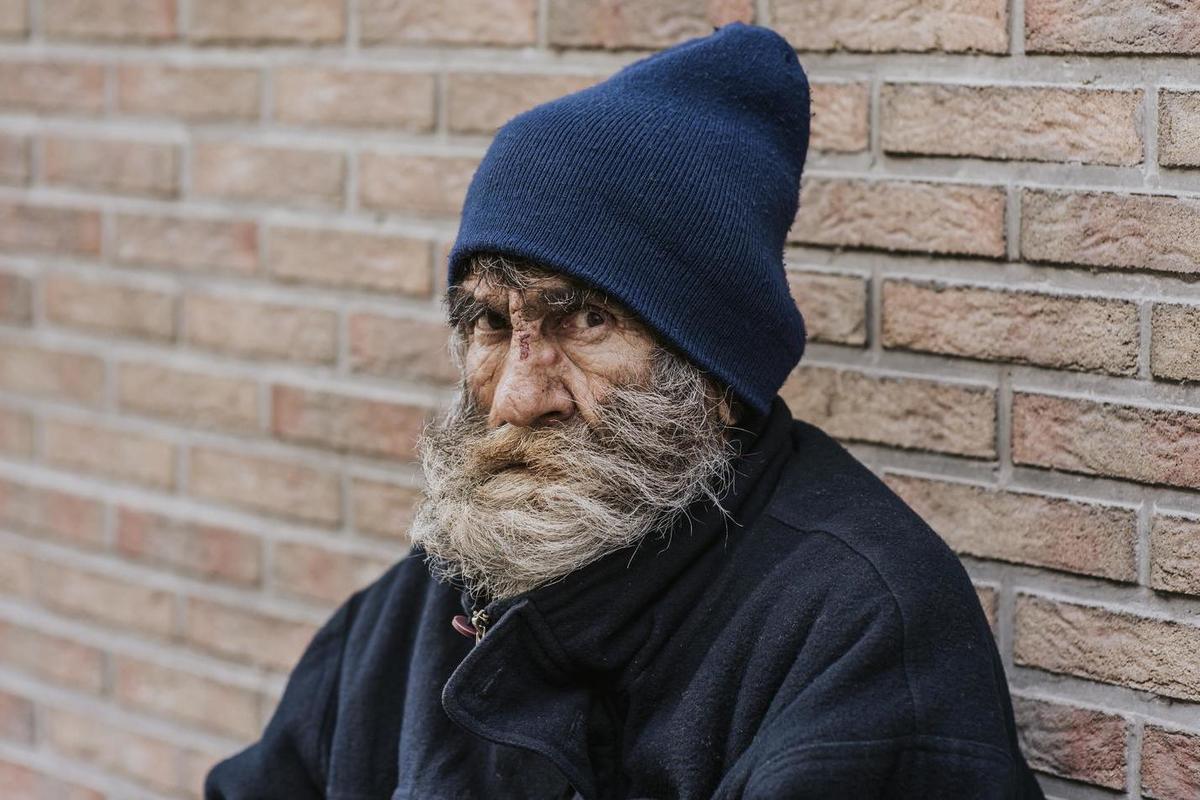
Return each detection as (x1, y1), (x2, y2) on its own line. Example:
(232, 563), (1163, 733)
(0, 1), (1196, 798)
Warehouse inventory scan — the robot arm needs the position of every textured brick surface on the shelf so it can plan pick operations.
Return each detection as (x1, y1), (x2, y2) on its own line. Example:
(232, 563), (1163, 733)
(190, 0), (344, 44)
(116, 361), (258, 433)
(184, 292), (338, 363)
(360, 0), (537, 46)
(0, 620), (105, 692)
(184, 597), (318, 672)
(117, 64), (260, 121)
(359, 152), (478, 216)
(43, 0), (177, 41)
(36, 561), (176, 638)
(113, 655), (262, 738)
(548, 0), (752, 49)
(882, 83), (1142, 165)
(773, 0), (1008, 53)
(0, 133), (29, 185)
(0, 202), (101, 257)
(43, 135), (179, 197)
(0, 342), (104, 406)
(0, 61), (105, 114)
(447, 72), (603, 134)
(1026, 0), (1200, 54)
(189, 446), (341, 526)
(43, 418), (175, 489)
(1151, 515), (1200, 598)
(787, 271), (868, 346)
(271, 385), (428, 460)
(114, 213), (259, 274)
(0, 478), (105, 549)
(1160, 91), (1200, 167)
(0, 0), (27, 35)
(1151, 304), (1200, 383)
(116, 505), (262, 586)
(1142, 725), (1200, 800)
(193, 141), (345, 208)
(349, 314), (458, 384)
(273, 67), (436, 130)
(810, 82), (870, 153)
(267, 226), (432, 295)
(43, 705), (184, 793)
(273, 541), (392, 604)
(1012, 696), (1126, 789)
(350, 477), (422, 541)
(45, 275), (176, 341)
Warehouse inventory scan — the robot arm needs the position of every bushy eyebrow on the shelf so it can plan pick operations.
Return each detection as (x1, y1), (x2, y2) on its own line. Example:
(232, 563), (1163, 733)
(443, 282), (622, 327)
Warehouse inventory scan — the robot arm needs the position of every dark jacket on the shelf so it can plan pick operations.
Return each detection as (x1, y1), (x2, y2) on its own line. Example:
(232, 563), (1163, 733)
(205, 396), (1046, 799)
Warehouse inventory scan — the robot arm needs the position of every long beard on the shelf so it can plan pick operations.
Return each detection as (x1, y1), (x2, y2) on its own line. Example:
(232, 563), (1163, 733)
(409, 348), (740, 601)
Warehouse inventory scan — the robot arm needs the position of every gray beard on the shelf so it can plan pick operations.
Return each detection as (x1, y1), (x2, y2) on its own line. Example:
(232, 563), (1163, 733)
(408, 347), (740, 601)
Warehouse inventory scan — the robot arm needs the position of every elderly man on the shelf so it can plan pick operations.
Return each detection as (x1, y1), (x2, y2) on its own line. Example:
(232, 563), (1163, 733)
(206, 21), (1044, 800)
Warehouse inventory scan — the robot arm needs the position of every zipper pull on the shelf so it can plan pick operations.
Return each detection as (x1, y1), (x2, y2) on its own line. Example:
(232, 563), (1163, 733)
(470, 607), (490, 644)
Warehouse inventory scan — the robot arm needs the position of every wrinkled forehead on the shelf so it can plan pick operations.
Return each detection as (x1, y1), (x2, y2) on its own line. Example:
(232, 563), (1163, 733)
(449, 259), (638, 321)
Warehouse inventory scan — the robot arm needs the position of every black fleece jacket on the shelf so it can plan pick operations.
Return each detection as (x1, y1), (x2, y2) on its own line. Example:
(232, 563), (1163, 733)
(205, 395), (1046, 799)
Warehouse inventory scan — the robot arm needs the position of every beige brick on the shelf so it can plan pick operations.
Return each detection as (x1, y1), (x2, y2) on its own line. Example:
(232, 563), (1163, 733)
(359, 152), (477, 216)
(810, 82), (870, 153)
(0, 202), (101, 257)
(0, 620), (105, 692)
(113, 655), (262, 738)
(185, 292), (337, 364)
(43, 705), (185, 794)
(0, 271), (32, 324)
(350, 477), (422, 541)
(360, 0), (537, 46)
(190, 0), (344, 44)
(267, 226), (432, 296)
(116, 505), (262, 586)
(192, 141), (344, 208)
(447, 72), (603, 135)
(43, 0), (177, 42)
(1160, 91), (1200, 168)
(271, 385), (428, 460)
(1012, 393), (1200, 491)
(184, 597), (318, 671)
(780, 366), (996, 458)
(0, 760), (104, 800)
(885, 474), (1136, 581)
(1026, 0), (1200, 54)
(882, 83), (1142, 165)
(117, 360), (258, 433)
(1151, 515), (1200, 598)
(0, 60), (105, 114)
(548, 0), (752, 49)
(189, 446), (341, 526)
(45, 275), (176, 341)
(274, 67), (435, 130)
(114, 213), (259, 275)
(0, 407), (32, 457)
(1022, 189), (1200, 275)
(1012, 696), (1126, 789)
(348, 314), (458, 384)
(0, 688), (34, 743)
(0, 476), (106, 549)
(0, 132), (29, 184)
(786, 271), (867, 346)
(1015, 594), (1200, 703)
(793, 178), (1007, 258)
(1151, 304), (1200, 383)
(1142, 725), (1200, 800)
(273, 541), (393, 605)
(44, 418), (176, 490)
(0, 342), (105, 406)
(882, 281), (1138, 375)
(974, 584), (997, 632)
(37, 561), (176, 637)
(0, 548), (33, 598)
(0, 0), (27, 36)
(117, 64), (260, 121)
(773, 0), (1008, 53)
(43, 134), (178, 196)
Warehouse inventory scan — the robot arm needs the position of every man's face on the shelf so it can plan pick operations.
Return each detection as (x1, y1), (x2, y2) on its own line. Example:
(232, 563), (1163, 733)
(408, 257), (741, 602)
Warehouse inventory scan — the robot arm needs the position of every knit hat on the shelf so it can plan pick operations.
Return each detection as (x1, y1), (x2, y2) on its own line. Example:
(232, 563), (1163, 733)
(446, 21), (811, 415)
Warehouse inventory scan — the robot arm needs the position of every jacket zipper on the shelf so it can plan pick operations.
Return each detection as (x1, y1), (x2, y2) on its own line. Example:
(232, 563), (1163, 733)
(470, 606), (490, 644)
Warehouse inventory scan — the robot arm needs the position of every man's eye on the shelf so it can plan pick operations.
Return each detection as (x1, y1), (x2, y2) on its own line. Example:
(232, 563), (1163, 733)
(474, 309), (509, 332)
(562, 307), (610, 331)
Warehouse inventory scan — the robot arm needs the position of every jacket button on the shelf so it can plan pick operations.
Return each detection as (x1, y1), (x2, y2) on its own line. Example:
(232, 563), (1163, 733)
(451, 614), (478, 639)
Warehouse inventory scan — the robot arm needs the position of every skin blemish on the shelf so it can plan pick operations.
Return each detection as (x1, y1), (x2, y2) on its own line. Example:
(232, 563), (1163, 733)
(518, 332), (531, 360)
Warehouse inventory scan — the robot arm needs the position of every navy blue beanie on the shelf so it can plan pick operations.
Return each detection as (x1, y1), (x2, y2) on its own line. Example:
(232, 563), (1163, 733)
(446, 21), (811, 415)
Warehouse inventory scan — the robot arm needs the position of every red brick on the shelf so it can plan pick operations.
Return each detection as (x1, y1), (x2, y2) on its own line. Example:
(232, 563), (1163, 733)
(1026, 0), (1200, 54)
(190, 0), (344, 44)
(183, 596), (318, 672)
(0, 759), (104, 800)
(1012, 696), (1126, 789)
(184, 292), (338, 364)
(267, 226), (432, 295)
(273, 67), (435, 130)
(0, 688), (33, 743)
(0, 202), (100, 257)
(350, 477), (422, 541)
(793, 178), (1007, 258)
(359, 152), (477, 217)
(113, 655), (262, 738)
(43, 0), (177, 42)
(36, 561), (177, 638)
(117, 361), (259, 433)
(1160, 91), (1200, 168)
(1022, 189), (1200, 275)
(271, 384), (428, 460)
(360, 0), (537, 46)
(0, 0), (27, 37)
(114, 213), (259, 275)
(447, 72), (603, 134)
(781, 366), (996, 458)
(42, 134), (180, 196)
(0, 132), (29, 184)
(548, 0), (751, 49)
(116, 505), (263, 586)
(1151, 515), (1200, 597)
(118, 64), (260, 121)
(45, 274), (177, 341)
(0, 619), (106, 692)
(1015, 594), (1200, 702)
(192, 141), (344, 208)
(0, 60), (105, 114)
(1012, 392), (1200, 491)
(1142, 725), (1200, 800)
(786, 271), (867, 346)
(1151, 304), (1200, 383)
(882, 83), (1142, 165)
(348, 314), (458, 384)
(43, 705), (186, 794)
(0, 271), (33, 325)
(810, 82), (870, 153)
(885, 474), (1137, 582)
(974, 584), (997, 632)
(0, 342), (104, 406)
(273, 541), (393, 605)
(0, 476), (106, 550)
(0, 407), (33, 457)
(773, 0), (1008, 53)
(0, 547), (34, 598)
(882, 280), (1138, 375)
(189, 446), (341, 526)
(43, 417), (176, 490)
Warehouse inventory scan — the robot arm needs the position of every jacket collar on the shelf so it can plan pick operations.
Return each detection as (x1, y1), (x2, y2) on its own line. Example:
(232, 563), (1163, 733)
(440, 396), (796, 797)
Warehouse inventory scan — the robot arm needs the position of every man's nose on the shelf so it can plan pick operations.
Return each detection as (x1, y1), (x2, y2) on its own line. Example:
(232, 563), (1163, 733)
(487, 330), (575, 429)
